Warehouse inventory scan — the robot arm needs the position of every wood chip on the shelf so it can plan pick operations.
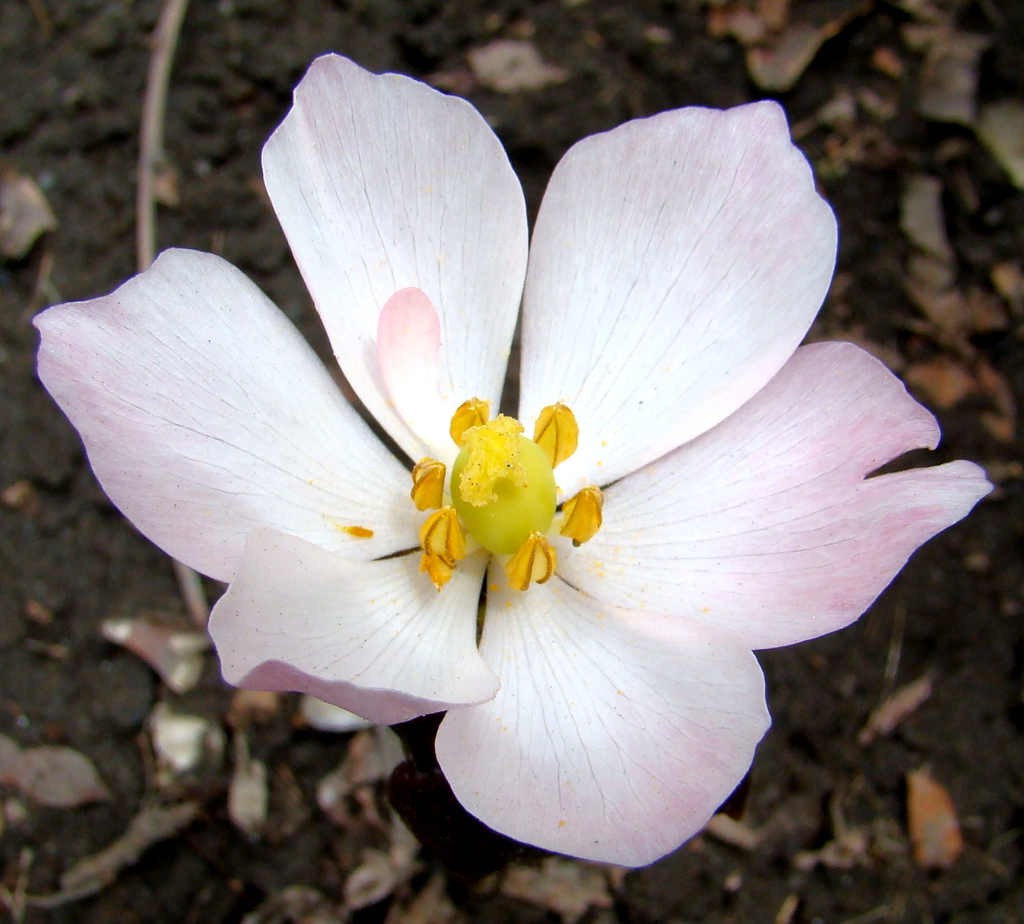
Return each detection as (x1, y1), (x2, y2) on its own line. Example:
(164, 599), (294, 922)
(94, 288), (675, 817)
(906, 768), (963, 868)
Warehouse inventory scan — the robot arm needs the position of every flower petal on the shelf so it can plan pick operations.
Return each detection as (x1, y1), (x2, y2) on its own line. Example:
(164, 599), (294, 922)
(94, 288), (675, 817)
(519, 101), (837, 495)
(263, 54), (528, 461)
(376, 287), (450, 452)
(559, 342), (992, 649)
(35, 248), (417, 582)
(436, 574), (769, 866)
(209, 529), (498, 726)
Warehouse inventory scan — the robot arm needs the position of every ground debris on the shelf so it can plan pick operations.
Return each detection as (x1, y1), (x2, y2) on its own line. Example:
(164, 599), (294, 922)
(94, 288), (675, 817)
(0, 163), (57, 260)
(859, 674), (934, 745)
(708, 0), (867, 91)
(903, 24), (989, 125)
(149, 701), (225, 782)
(499, 856), (614, 923)
(976, 100), (1024, 189)
(467, 39), (569, 93)
(241, 885), (345, 924)
(907, 768), (963, 869)
(102, 615), (209, 694)
(228, 730), (268, 838)
(384, 871), (461, 924)
(343, 816), (420, 912)
(23, 802), (200, 908)
(0, 734), (110, 808)
(299, 695), (371, 732)
(900, 174), (953, 263)
(705, 812), (762, 850)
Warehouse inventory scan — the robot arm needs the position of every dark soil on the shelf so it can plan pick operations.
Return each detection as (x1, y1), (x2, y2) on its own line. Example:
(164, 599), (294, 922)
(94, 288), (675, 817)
(1, 1), (1021, 922)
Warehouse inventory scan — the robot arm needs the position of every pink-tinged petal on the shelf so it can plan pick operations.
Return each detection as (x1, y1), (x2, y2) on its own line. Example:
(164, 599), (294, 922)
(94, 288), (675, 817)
(263, 54), (528, 461)
(35, 249), (417, 583)
(559, 342), (992, 649)
(209, 529), (498, 726)
(377, 287), (450, 450)
(519, 101), (837, 496)
(436, 574), (768, 866)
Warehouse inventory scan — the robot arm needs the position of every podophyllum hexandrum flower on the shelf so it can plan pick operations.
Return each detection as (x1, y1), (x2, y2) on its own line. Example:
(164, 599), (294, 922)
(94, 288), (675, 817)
(35, 55), (990, 866)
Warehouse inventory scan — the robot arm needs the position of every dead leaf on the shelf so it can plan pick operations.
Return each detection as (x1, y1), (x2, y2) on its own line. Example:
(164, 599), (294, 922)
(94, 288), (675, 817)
(976, 360), (1017, 442)
(53, 802), (200, 902)
(500, 857), (613, 924)
(226, 690), (280, 729)
(228, 731), (267, 838)
(0, 164), (57, 260)
(707, 5), (768, 45)
(734, 2), (867, 92)
(858, 674), (934, 744)
(900, 174), (953, 262)
(149, 702), (224, 781)
(906, 768), (963, 869)
(746, 22), (828, 91)
(976, 100), (1024, 190)
(905, 357), (977, 408)
(299, 694), (372, 732)
(990, 261), (1023, 309)
(468, 40), (568, 93)
(909, 27), (989, 125)
(0, 738), (110, 808)
(102, 616), (209, 694)
(241, 885), (344, 924)
(344, 818), (420, 912)
(704, 812), (761, 850)
(384, 871), (460, 924)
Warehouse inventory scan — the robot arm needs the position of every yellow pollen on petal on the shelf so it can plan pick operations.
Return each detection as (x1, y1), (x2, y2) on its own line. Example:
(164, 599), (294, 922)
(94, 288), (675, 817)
(505, 532), (557, 591)
(532, 403), (579, 468)
(340, 525), (374, 538)
(410, 457), (446, 510)
(419, 506), (466, 565)
(560, 486), (603, 546)
(449, 397), (490, 446)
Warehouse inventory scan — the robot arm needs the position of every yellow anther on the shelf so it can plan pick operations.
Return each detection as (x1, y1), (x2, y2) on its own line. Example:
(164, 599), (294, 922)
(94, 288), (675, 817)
(449, 397), (491, 446)
(532, 403), (579, 468)
(418, 506), (466, 565)
(560, 486), (603, 546)
(410, 458), (446, 510)
(457, 415), (526, 507)
(420, 552), (455, 590)
(505, 532), (557, 591)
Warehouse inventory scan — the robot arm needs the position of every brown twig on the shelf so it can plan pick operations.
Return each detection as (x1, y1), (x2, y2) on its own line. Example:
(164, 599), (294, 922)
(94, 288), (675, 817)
(135, 0), (209, 627)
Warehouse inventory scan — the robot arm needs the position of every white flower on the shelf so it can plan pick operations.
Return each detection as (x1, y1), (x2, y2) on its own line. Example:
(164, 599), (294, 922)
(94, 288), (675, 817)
(35, 55), (990, 866)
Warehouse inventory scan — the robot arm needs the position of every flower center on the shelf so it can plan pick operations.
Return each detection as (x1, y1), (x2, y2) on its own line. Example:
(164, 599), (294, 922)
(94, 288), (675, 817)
(410, 398), (604, 591)
(451, 416), (556, 555)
